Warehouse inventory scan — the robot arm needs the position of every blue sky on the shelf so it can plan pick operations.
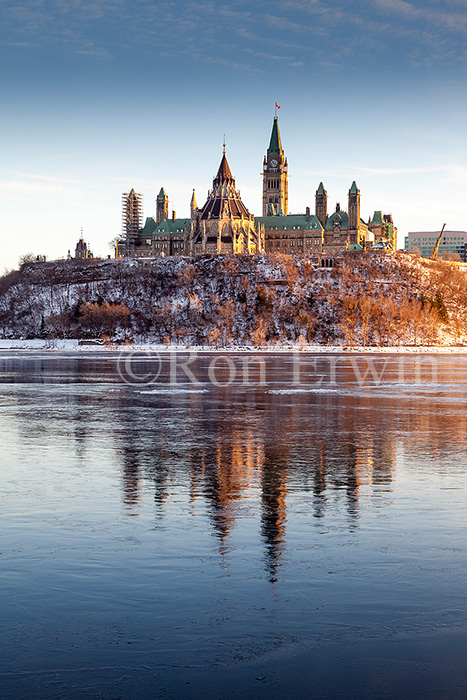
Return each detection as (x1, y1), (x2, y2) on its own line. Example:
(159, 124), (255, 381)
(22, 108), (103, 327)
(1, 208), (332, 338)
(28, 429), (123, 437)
(1, 0), (467, 268)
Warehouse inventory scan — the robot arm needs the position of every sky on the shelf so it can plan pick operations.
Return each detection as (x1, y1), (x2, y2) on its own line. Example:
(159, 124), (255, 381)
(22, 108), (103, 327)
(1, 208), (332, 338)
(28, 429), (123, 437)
(1, 0), (467, 269)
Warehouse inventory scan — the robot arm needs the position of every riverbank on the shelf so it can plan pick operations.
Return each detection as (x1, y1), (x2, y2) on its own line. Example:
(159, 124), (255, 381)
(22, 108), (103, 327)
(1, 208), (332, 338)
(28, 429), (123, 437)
(1, 253), (466, 347)
(2, 338), (467, 353)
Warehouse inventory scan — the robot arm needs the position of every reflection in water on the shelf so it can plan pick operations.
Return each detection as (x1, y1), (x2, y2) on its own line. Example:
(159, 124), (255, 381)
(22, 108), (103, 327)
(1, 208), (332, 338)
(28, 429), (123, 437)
(105, 365), (405, 580)
(107, 385), (399, 581)
(5, 352), (467, 582)
(3, 353), (467, 700)
(261, 455), (287, 583)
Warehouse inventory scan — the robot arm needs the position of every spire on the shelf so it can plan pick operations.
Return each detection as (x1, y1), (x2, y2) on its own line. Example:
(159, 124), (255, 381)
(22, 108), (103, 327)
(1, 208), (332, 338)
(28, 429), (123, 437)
(157, 187), (167, 200)
(317, 182), (326, 194)
(191, 189), (197, 209)
(349, 181), (359, 194)
(214, 151), (234, 185)
(267, 117), (283, 157)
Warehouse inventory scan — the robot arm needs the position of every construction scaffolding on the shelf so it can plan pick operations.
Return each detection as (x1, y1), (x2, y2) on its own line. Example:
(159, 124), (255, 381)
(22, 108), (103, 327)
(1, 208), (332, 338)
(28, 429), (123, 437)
(122, 189), (143, 255)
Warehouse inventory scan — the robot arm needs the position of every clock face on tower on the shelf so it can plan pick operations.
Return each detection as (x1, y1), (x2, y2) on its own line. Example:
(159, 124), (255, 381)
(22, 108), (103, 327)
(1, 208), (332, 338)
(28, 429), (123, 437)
(269, 159), (278, 168)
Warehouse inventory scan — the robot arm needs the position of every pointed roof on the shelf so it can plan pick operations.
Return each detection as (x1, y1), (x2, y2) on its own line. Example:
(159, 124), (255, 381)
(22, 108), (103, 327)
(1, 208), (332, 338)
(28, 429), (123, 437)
(267, 117), (283, 157)
(197, 149), (251, 222)
(267, 203), (277, 215)
(157, 187), (167, 200)
(317, 182), (326, 195)
(214, 152), (234, 185)
(190, 189), (197, 208)
(349, 181), (359, 194)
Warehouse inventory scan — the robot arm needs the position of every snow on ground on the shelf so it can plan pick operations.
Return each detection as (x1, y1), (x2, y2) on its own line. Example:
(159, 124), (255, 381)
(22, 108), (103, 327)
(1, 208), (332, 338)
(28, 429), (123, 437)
(1, 339), (467, 353)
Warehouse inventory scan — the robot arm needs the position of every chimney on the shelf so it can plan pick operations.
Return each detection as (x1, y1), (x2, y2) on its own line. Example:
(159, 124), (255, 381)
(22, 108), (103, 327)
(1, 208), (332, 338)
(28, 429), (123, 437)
(305, 206), (310, 221)
(172, 211), (176, 220)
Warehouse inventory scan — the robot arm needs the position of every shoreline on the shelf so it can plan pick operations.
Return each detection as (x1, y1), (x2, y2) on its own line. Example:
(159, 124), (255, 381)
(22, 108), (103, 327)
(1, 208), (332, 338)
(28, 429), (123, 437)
(2, 339), (467, 353)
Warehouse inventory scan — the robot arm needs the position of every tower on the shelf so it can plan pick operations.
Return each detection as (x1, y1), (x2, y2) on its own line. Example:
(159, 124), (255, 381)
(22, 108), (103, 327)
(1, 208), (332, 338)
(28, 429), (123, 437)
(262, 117), (288, 216)
(156, 187), (169, 225)
(348, 181), (360, 230)
(122, 189), (143, 249)
(315, 182), (328, 227)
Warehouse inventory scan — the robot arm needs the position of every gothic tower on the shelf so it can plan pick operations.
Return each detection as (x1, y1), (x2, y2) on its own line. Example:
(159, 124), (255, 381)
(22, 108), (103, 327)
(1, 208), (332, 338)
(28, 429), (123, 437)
(348, 181), (360, 230)
(156, 187), (169, 225)
(315, 182), (328, 227)
(262, 117), (288, 216)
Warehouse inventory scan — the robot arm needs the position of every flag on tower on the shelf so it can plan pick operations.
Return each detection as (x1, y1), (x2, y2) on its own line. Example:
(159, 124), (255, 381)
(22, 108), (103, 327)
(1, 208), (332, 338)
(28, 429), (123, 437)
(275, 102), (280, 109)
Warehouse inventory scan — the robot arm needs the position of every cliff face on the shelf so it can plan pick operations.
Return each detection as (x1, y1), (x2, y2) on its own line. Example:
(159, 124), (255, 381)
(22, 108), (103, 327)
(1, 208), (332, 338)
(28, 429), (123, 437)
(0, 253), (465, 346)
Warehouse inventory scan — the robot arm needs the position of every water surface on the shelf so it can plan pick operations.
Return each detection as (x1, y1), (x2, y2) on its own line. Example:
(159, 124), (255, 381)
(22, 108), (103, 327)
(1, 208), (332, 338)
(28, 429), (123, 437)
(1, 352), (467, 699)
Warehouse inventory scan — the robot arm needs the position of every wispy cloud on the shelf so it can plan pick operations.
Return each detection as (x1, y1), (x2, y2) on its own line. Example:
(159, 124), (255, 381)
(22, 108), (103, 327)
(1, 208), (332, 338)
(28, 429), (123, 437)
(2, 0), (467, 75)
(373, 0), (467, 31)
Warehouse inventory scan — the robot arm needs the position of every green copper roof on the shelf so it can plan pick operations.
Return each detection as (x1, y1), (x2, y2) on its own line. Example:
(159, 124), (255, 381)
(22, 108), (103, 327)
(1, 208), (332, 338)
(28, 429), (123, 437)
(157, 187), (167, 200)
(256, 213), (323, 231)
(139, 217), (190, 237)
(140, 217), (158, 236)
(325, 211), (350, 230)
(154, 218), (191, 235)
(349, 181), (358, 194)
(348, 243), (364, 251)
(316, 182), (326, 195)
(371, 210), (383, 225)
(267, 117), (283, 157)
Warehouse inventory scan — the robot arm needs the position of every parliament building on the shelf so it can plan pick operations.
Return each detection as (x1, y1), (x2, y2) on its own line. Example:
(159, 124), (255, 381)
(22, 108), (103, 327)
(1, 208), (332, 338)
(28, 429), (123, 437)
(117, 118), (396, 259)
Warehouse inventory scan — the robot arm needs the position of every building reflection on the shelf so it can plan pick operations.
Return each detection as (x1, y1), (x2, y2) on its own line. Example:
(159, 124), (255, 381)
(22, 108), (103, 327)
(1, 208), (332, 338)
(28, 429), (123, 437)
(107, 378), (403, 581)
(261, 453), (288, 583)
(10, 353), (467, 583)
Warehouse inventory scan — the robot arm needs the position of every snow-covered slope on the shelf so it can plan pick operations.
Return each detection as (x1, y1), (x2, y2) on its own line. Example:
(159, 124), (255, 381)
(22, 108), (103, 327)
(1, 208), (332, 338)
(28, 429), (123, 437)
(0, 253), (465, 346)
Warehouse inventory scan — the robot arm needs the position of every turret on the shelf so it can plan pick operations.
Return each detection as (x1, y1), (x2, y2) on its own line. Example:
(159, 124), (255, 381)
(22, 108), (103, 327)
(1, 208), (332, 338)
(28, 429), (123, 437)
(315, 182), (327, 227)
(348, 181), (360, 230)
(190, 189), (197, 220)
(156, 187), (169, 225)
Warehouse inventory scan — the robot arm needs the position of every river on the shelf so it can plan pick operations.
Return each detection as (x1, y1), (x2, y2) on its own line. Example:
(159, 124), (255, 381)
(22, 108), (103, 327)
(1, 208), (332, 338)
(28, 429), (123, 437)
(1, 351), (467, 699)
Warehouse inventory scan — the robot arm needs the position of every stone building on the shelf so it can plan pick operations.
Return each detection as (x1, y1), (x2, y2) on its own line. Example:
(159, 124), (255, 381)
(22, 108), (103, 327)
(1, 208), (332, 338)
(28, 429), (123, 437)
(257, 118), (396, 254)
(116, 117), (396, 258)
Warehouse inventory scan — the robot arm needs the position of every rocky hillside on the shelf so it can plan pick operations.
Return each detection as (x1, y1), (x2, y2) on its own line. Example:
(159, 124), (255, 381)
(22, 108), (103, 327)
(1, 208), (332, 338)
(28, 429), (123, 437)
(0, 252), (466, 346)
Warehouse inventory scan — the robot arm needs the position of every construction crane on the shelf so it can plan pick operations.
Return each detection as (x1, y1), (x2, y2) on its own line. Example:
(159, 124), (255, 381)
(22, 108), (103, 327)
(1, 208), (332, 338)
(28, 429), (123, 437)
(431, 223), (447, 260)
